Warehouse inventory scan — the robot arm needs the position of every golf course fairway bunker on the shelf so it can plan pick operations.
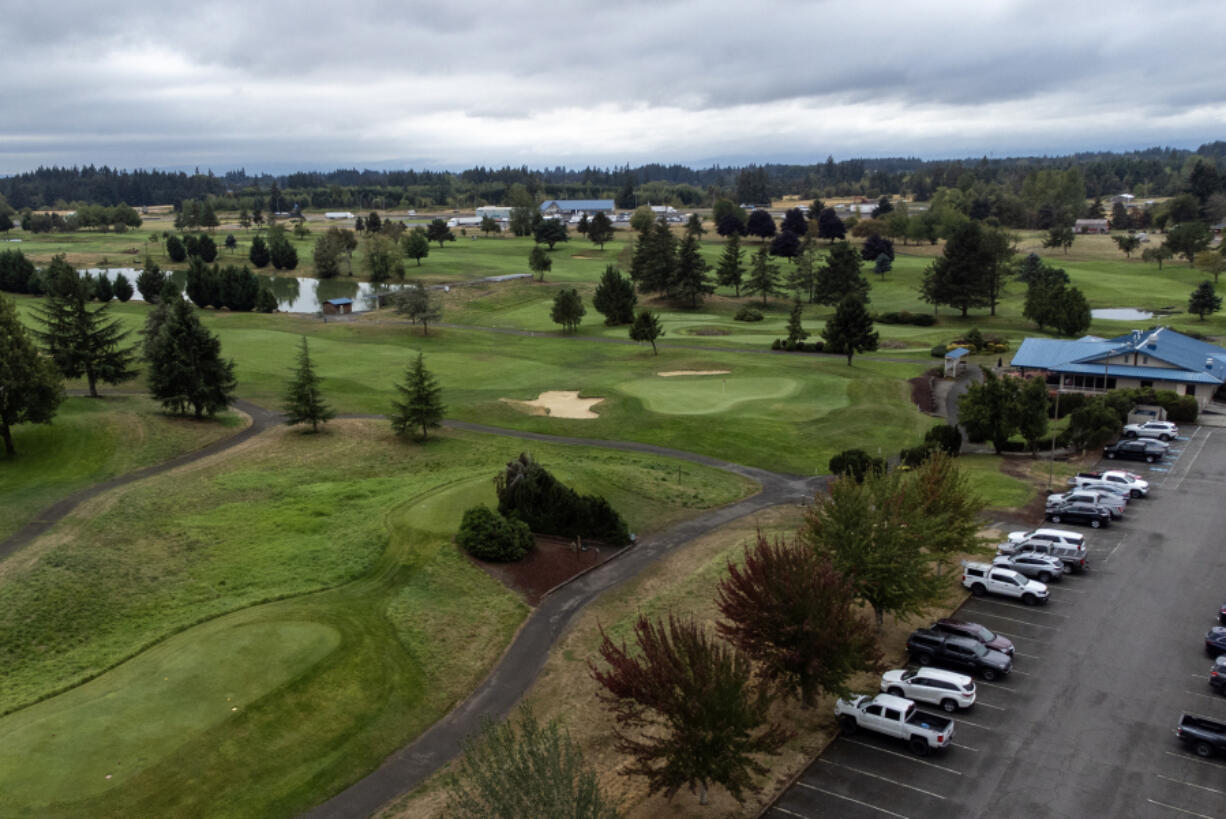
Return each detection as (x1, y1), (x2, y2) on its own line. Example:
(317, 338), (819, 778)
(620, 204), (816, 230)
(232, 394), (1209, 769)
(617, 375), (801, 415)
(0, 618), (341, 805)
(500, 390), (604, 419)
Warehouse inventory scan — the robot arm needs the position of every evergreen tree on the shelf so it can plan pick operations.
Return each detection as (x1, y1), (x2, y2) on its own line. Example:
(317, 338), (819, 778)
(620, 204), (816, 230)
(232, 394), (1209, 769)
(1189, 280), (1223, 320)
(33, 256), (138, 396)
(282, 336), (334, 432)
(146, 297), (236, 418)
(390, 352), (444, 440)
(225, 233), (238, 253)
(786, 244), (820, 303)
(267, 227), (299, 270)
(366, 211), (382, 234)
(248, 234), (270, 268)
(821, 294), (878, 366)
(813, 241), (869, 306)
(636, 220), (677, 296)
(0, 293), (64, 455)
(255, 286), (278, 313)
(920, 220), (993, 317)
(743, 246), (781, 305)
(587, 211), (615, 249)
(427, 218), (456, 247)
(166, 234), (187, 262)
(135, 258), (166, 302)
(785, 300), (809, 344)
(528, 244), (552, 281)
(672, 234), (713, 307)
(716, 233), (746, 296)
(196, 233), (218, 262)
(96, 273), (114, 302)
(873, 253), (892, 279)
(112, 272), (134, 302)
(0, 248), (35, 293)
(576, 213), (589, 236)
(593, 265), (637, 325)
(629, 310), (664, 354)
(550, 288), (586, 332)
(685, 212), (706, 238)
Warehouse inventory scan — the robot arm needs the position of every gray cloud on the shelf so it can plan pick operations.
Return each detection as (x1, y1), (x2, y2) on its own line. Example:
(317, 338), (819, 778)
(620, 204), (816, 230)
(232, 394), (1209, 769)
(1, 0), (1224, 173)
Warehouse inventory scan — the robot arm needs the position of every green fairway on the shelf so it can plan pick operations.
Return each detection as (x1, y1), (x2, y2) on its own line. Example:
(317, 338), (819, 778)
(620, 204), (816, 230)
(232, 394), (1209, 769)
(0, 421), (753, 817)
(616, 374), (804, 415)
(0, 395), (245, 540)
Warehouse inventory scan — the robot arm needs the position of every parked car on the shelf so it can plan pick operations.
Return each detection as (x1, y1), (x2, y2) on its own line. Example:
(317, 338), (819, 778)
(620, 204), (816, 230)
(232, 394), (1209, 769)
(1207, 626), (1226, 657)
(1046, 489), (1126, 519)
(931, 618), (1016, 657)
(1007, 528), (1087, 550)
(1046, 501), (1111, 528)
(1210, 655), (1226, 694)
(906, 627), (1013, 680)
(962, 562), (1050, 605)
(835, 693), (955, 755)
(1123, 420), (1179, 441)
(992, 552), (1066, 583)
(1103, 439), (1166, 463)
(1220, 601), (1226, 626)
(1071, 470), (1149, 498)
(1068, 479), (1134, 502)
(1175, 713), (1226, 758)
(881, 667), (977, 712)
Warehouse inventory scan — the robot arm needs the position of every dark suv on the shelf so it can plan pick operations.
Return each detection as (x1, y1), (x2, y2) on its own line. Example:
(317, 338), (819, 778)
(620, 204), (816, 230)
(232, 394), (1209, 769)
(932, 619), (1016, 657)
(906, 628), (1013, 681)
(1103, 439), (1165, 463)
(1046, 501), (1111, 529)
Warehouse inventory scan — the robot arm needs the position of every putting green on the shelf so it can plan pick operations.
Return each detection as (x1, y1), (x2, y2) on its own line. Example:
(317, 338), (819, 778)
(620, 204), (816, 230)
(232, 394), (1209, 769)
(616, 375), (804, 415)
(0, 618), (340, 804)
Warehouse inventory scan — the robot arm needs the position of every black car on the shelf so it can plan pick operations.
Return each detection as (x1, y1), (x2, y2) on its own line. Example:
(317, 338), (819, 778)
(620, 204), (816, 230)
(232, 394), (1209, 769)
(1208, 626), (1226, 657)
(1103, 439), (1166, 463)
(906, 628), (1012, 681)
(932, 618), (1016, 657)
(1211, 655), (1226, 693)
(1045, 501), (1111, 529)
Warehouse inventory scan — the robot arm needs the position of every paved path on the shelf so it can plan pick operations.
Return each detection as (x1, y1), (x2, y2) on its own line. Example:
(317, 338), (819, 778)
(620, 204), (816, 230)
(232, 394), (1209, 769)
(0, 398), (280, 561)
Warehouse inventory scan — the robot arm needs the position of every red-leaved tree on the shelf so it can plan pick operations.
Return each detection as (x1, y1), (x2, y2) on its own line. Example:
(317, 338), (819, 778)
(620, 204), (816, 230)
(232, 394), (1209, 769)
(589, 614), (789, 805)
(717, 533), (881, 708)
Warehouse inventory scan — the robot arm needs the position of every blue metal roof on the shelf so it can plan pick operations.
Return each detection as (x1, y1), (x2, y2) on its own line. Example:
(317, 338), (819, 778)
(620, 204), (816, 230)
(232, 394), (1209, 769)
(324, 298), (353, 305)
(538, 199), (615, 212)
(945, 347), (970, 359)
(1011, 328), (1226, 385)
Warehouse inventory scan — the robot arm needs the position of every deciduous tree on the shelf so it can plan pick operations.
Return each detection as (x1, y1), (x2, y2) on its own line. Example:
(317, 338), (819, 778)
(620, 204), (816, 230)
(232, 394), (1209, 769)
(427, 218), (456, 248)
(402, 229), (430, 266)
(769, 228), (801, 260)
(587, 211), (614, 249)
(746, 209), (776, 242)
(1141, 245), (1173, 270)
(550, 288), (585, 332)
(1165, 221), (1210, 265)
(390, 352), (444, 440)
(534, 219), (569, 250)
(717, 534), (880, 707)
(589, 615), (789, 806)
(282, 336), (334, 432)
(780, 207), (808, 236)
(959, 369), (1019, 453)
(362, 234), (404, 283)
(0, 294), (64, 455)
(1015, 375), (1050, 455)
(392, 281), (442, 334)
(785, 300), (809, 344)
(1041, 225), (1075, 254)
(1194, 250), (1225, 283)
(528, 244), (552, 281)
(816, 208), (846, 242)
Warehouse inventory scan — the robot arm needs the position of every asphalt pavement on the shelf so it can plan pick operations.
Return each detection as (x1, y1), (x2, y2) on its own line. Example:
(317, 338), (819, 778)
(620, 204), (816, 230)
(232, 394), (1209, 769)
(769, 426), (1226, 819)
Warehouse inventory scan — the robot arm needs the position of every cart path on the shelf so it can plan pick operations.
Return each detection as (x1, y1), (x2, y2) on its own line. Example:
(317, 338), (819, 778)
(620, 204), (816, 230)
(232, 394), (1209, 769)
(0, 398), (280, 562)
(0, 397), (825, 819)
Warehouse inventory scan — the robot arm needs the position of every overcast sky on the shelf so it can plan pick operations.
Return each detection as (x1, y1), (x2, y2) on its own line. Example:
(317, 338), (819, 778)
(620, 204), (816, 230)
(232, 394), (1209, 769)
(2, 0), (1224, 175)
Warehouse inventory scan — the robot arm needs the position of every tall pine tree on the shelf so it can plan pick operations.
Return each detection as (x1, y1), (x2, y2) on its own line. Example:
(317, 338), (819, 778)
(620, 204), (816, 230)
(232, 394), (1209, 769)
(391, 352), (445, 440)
(716, 233), (745, 296)
(813, 241), (869, 307)
(146, 297), (236, 418)
(1, 294), (64, 455)
(743, 246), (780, 305)
(33, 256), (138, 397)
(672, 234), (713, 307)
(822, 294), (878, 366)
(282, 337), (335, 432)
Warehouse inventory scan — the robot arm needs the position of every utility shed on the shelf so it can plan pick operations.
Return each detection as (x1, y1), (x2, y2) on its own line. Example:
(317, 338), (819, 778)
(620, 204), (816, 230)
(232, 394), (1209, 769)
(322, 298), (353, 315)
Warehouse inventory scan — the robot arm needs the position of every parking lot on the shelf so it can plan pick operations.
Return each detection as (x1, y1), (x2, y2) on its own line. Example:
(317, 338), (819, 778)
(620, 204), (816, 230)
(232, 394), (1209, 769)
(769, 425), (1226, 819)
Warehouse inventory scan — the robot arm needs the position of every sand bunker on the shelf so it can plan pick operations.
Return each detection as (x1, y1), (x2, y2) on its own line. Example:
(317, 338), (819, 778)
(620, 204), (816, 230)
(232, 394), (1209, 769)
(501, 390), (604, 419)
(656, 370), (731, 377)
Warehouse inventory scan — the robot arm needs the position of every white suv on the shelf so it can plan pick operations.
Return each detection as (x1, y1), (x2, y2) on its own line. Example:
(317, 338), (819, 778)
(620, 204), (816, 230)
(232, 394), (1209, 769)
(962, 561), (1050, 605)
(1123, 420), (1179, 441)
(881, 667), (977, 712)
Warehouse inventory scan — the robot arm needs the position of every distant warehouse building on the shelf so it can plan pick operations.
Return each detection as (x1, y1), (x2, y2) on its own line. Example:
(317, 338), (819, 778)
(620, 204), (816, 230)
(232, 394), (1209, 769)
(1073, 219), (1109, 234)
(539, 199), (615, 215)
(1010, 327), (1226, 409)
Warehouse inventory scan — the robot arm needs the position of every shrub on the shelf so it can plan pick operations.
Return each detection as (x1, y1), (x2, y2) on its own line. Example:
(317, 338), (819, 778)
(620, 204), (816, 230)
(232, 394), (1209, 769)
(828, 448), (885, 482)
(962, 328), (985, 353)
(811, 340), (824, 352)
(1167, 395), (1199, 423)
(456, 505), (533, 562)
(734, 305), (764, 322)
(930, 343), (949, 358)
(899, 443), (935, 467)
(924, 424), (962, 456)
(771, 338), (783, 350)
(877, 310), (936, 326)
(495, 453), (631, 546)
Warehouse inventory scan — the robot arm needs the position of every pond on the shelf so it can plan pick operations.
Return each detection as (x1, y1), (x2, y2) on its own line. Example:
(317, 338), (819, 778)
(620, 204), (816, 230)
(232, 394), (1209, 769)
(1091, 308), (1154, 321)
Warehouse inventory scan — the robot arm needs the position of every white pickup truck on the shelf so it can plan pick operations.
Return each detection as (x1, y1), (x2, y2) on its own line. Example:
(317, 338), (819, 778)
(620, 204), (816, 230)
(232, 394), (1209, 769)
(962, 561), (1050, 605)
(834, 693), (955, 755)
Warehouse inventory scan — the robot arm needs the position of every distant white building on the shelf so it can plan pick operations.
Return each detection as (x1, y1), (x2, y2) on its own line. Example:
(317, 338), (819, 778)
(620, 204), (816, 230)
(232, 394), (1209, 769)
(324, 212), (355, 220)
(476, 206), (513, 220)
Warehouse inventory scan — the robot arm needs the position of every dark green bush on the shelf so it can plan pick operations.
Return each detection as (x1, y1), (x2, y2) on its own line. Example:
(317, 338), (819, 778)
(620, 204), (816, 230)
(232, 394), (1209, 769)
(495, 453), (631, 546)
(734, 306), (764, 322)
(924, 424), (963, 456)
(930, 343), (949, 358)
(456, 505), (534, 562)
(877, 310), (937, 326)
(1167, 395), (1199, 422)
(828, 448), (886, 482)
(899, 443), (935, 467)
(771, 338), (783, 350)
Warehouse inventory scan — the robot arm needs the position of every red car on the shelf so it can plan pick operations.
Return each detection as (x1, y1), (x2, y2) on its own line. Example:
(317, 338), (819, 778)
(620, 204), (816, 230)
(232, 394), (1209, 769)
(932, 619), (1015, 657)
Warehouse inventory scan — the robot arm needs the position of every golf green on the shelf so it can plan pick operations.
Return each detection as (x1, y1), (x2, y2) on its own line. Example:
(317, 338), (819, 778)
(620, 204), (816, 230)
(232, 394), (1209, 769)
(615, 375), (808, 415)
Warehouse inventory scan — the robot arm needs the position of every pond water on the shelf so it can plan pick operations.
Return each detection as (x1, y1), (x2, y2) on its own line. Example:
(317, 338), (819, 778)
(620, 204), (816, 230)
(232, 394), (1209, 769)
(85, 268), (403, 314)
(1091, 308), (1154, 321)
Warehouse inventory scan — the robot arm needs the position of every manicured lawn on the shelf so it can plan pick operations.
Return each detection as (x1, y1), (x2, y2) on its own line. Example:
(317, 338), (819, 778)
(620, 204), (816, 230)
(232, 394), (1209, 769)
(956, 454), (1038, 510)
(0, 421), (753, 817)
(0, 395), (245, 540)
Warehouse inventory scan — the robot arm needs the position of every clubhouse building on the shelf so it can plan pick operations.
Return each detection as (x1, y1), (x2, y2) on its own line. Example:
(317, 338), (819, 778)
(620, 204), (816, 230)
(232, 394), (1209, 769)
(1010, 327), (1226, 409)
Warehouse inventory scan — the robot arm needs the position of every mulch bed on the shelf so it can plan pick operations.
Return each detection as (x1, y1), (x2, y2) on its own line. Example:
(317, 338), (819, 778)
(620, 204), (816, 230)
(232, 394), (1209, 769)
(909, 375), (937, 413)
(471, 534), (621, 605)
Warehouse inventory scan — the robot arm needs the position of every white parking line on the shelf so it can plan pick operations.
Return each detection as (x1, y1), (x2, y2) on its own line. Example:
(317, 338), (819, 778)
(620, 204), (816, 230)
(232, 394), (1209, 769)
(1191, 674), (1207, 680)
(1102, 539), (1126, 563)
(1164, 750), (1226, 771)
(976, 679), (1015, 691)
(816, 759), (947, 799)
(839, 738), (963, 775)
(973, 701), (1006, 712)
(954, 715), (994, 729)
(970, 598), (1068, 618)
(1182, 690), (1226, 706)
(1014, 652), (1042, 660)
(1052, 586), (1086, 594)
(963, 609), (1059, 630)
(794, 785), (910, 818)
(1146, 798), (1215, 818)
(951, 741), (979, 752)
(771, 807), (813, 819)
(1155, 773), (1226, 796)
(1010, 669), (1033, 677)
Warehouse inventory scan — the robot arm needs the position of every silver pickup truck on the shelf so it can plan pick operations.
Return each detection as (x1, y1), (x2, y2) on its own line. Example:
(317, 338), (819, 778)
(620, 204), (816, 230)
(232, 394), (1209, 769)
(835, 693), (955, 755)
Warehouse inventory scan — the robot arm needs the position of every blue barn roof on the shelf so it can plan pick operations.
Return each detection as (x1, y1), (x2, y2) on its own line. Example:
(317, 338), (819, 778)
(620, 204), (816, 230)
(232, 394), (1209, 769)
(538, 199), (615, 212)
(1011, 327), (1226, 385)
(324, 298), (353, 306)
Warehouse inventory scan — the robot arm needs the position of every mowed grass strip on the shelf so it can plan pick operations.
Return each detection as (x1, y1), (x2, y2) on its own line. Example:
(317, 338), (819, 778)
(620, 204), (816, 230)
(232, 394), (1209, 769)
(0, 420), (754, 818)
(0, 395), (246, 540)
